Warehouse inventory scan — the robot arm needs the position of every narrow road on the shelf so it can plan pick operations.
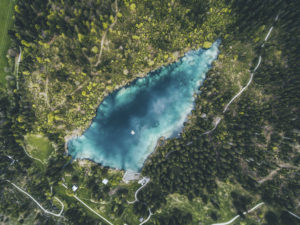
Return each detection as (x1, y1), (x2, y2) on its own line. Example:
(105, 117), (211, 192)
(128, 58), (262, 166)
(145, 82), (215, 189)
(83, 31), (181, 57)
(222, 14), (274, 113)
(128, 177), (150, 204)
(200, 117), (222, 135)
(223, 72), (254, 113)
(212, 202), (264, 225)
(264, 27), (274, 41)
(180, 47), (262, 145)
(74, 195), (114, 225)
(166, 15), (277, 165)
(253, 55), (262, 72)
(212, 215), (240, 225)
(247, 202), (265, 213)
(171, 117), (221, 151)
(7, 181), (64, 217)
(288, 211), (300, 220)
(21, 145), (45, 165)
(139, 208), (153, 225)
(53, 197), (64, 216)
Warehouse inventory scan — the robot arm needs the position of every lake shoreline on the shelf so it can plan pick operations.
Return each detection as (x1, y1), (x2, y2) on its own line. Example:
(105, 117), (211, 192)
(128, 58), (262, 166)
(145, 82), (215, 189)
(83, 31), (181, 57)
(63, 42), (214, 150)
(64, 42), (220, 172)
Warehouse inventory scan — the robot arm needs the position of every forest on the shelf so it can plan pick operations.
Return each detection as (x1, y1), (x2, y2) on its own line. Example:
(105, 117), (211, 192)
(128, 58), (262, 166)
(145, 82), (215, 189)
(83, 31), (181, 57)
(0, 0), (299, 224)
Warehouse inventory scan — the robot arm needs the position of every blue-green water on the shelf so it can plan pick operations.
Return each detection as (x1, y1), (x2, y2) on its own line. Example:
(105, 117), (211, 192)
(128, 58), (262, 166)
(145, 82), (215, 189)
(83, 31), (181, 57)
(68, 40), (220, 171)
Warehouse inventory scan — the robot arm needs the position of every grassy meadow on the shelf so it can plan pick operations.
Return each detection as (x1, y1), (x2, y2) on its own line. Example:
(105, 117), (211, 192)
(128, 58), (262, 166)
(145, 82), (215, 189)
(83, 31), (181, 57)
(25, 134), (54, 163)
(0, 0), (14, 87)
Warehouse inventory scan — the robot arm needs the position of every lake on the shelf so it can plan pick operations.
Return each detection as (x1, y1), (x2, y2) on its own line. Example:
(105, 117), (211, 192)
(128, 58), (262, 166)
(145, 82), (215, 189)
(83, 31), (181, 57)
(68, 40), (220, 171)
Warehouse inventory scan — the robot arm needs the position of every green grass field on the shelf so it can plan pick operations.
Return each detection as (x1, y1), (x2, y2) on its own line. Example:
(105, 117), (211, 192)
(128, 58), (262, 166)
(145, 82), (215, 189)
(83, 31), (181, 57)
(0, 0), (14, 87)
(25, 134), (54, 163)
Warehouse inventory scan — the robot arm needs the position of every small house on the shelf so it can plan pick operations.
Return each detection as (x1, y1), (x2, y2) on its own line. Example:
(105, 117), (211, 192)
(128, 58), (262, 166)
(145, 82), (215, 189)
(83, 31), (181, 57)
(72, 185), (78, 192)
(102, 178), (109, 185)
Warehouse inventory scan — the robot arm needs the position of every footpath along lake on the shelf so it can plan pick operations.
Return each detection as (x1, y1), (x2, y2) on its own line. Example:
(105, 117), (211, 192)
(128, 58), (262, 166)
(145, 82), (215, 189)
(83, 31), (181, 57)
(68, 40), (220, 171)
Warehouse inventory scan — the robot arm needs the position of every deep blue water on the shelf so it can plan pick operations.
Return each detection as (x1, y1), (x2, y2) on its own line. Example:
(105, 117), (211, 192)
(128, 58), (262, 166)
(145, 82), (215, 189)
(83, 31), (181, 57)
(68, 40), (220, 171)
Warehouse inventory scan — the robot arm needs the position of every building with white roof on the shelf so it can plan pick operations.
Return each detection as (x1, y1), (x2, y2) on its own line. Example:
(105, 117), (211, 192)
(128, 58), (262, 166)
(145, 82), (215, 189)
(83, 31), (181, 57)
(102, 178), (109, 185)
(72, 185), (78, 192)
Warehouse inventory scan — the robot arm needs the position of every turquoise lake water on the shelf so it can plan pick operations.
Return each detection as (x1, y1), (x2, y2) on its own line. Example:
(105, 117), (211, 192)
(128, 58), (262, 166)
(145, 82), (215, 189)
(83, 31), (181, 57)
(68, 40), (220, 171)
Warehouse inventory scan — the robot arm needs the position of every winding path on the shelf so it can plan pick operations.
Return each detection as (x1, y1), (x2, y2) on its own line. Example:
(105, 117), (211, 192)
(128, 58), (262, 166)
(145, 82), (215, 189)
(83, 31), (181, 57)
(128, 177), (150, 204)
(163, 16), (277, 225)
(7, 181), (64, 217)
(212, 202), (264, 225)
(167, 117), (221, 157)
(200, 117), (222, 135)
(21, 144), (45, 165)
(223, 72), (254, 113)
(196, 14), (275, 135)
(139, 208), (153, 225)
(178, 55), (260, 148)
(74, 195), (114, 225)
(223, 55), (261, 113)
(167, 16), (277, 153)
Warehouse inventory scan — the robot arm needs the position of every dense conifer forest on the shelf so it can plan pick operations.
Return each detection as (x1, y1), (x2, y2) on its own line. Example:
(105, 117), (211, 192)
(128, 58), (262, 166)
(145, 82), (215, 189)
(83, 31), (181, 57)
(0, 0), (299, 224)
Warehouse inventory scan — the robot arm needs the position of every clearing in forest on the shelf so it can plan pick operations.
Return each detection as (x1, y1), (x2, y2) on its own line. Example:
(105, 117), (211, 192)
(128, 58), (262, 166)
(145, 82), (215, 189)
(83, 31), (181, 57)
(25, 134), (54, 163)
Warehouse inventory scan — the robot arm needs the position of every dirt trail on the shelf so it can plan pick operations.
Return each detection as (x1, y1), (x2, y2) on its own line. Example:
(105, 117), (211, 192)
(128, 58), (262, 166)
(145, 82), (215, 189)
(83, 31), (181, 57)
(258, 163), (297, 184)
(94, 0), (119, 67)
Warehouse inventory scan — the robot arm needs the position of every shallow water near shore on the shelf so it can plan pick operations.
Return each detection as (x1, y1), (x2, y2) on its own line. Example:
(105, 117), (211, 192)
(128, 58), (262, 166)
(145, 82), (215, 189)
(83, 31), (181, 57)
(68, 40), (220, 171)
